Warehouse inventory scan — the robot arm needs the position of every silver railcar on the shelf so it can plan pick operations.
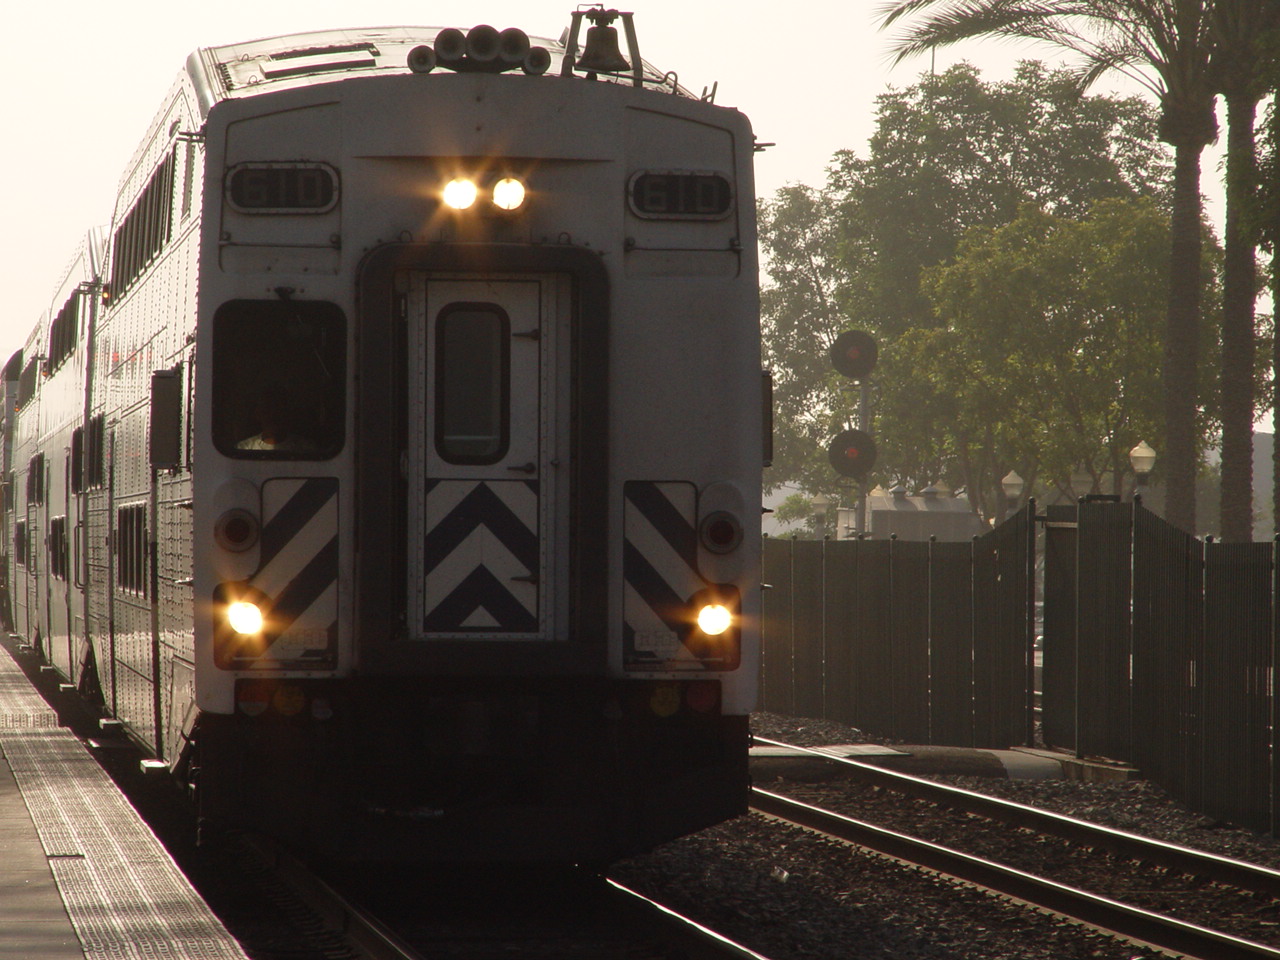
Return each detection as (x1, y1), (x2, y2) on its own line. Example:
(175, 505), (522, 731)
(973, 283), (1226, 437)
(3, 13), (762, 862)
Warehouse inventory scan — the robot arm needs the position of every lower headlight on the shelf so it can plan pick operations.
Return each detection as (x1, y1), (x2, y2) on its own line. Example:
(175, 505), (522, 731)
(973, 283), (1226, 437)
(226, 601), (264, 635)
(696, 603), (733, 636)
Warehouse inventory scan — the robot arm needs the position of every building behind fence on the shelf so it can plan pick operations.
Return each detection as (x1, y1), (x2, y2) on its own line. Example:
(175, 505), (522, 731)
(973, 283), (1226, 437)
(760, 500), (1278, 834)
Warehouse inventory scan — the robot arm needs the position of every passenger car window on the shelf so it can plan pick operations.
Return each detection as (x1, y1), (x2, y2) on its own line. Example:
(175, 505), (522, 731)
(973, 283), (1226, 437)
(212, 300), (346, 459)
(434, 303), (509, 464)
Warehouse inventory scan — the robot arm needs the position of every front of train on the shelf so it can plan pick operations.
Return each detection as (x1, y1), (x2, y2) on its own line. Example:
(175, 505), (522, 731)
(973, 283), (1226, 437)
(189, 12), (762, 862)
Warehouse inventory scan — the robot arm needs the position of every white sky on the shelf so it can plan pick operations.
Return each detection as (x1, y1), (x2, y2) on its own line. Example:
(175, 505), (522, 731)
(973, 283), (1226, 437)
(0, 0), (1221, 362)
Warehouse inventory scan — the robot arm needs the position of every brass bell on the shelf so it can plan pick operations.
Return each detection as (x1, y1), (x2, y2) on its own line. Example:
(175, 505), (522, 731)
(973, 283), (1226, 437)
(576, 23), (630, 73)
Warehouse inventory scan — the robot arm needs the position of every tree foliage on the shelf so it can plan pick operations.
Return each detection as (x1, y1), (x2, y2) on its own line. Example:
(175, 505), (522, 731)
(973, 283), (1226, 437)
(827, 61), (1168, 339)
(880, 199), (1187, 520)
(877, 0), (1221, 534)
(761, 61), (1179, 516)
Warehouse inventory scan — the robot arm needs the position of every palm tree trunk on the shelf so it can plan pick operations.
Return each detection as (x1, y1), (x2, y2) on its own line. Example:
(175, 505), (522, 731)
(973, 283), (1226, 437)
(1219, 91), (1259, 542)
(1163, 140), (1204, 534)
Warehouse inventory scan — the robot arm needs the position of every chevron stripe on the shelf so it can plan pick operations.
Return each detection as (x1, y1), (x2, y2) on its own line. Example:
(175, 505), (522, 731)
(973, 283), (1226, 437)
(423, 565), (538, 633)
(421, 480), (539, 633)
(246, 478), (339, 665)
(623, 481), (706, 669)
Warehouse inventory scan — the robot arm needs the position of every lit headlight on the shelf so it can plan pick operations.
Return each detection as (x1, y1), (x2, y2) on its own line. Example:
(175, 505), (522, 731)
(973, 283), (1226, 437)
(443, 178), (478, 210)
(696, 603), (733, 637)
(226, 601), (265, 635)
(492, 177), (526, 211)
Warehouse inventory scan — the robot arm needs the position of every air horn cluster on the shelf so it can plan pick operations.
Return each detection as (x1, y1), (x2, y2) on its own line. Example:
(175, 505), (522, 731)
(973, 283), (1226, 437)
(407, 25), (551, 76)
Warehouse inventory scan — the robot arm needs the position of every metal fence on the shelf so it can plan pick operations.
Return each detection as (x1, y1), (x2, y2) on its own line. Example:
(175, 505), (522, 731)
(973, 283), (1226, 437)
(1043, 500), (1276, 833)
(759, 503), (1035, 748)
(762, 497), (1280, 833)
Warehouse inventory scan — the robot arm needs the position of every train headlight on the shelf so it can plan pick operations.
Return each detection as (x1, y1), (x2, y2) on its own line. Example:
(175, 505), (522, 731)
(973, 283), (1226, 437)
(696, 603), (733, 636)
(492, 177), (526, 211)
(685, 585), (741, 669)
(227, 601), (265, 635)
(443, 178), (478, 210)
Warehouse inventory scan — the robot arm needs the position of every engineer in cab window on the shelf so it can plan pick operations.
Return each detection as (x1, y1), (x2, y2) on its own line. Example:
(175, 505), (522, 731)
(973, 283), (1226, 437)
(212, 300), (346, 460)
(237, 380), (325, 454)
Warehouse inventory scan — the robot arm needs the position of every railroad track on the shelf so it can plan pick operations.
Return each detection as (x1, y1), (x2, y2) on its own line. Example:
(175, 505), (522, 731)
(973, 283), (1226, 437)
(232, 831), (774, 960)
(751, 736), (1280, 960)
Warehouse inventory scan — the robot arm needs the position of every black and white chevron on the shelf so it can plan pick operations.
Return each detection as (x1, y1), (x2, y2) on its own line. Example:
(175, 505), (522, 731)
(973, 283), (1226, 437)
(251, 477), (338, 664)
(421, 480), (539, 633)
(623, 480), (706, 669)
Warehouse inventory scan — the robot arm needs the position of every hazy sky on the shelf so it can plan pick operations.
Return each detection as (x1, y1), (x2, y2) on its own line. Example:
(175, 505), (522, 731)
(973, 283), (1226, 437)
(0, 0), (1201, 359)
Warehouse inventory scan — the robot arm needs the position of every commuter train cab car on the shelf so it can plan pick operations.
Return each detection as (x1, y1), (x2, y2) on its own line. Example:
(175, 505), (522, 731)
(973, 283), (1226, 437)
(2, 10), (762, 862)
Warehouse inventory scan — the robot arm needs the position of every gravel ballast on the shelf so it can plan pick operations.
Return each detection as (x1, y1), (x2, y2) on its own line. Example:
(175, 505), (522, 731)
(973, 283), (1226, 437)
(607, 712), (1280, 960)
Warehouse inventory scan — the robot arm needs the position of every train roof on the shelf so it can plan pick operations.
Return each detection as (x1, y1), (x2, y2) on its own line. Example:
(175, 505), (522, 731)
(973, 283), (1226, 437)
(184, 26), (695, 117)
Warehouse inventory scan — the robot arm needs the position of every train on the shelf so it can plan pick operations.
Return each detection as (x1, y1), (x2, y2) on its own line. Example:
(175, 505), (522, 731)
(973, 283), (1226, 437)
(0, 10), (763, 863)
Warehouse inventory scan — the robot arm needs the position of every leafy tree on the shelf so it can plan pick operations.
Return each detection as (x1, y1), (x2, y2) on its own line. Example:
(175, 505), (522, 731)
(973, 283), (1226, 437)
(760, 184), (859, 498)
(826, 61), (1168, 340)
(882, 199), (1205, 521)
(879, 0), (1217, 534)
(761, 62), (1170, 505)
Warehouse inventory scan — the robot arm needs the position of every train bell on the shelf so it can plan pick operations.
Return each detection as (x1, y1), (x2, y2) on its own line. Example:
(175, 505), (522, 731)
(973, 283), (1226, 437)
(576, 22), (630, 73)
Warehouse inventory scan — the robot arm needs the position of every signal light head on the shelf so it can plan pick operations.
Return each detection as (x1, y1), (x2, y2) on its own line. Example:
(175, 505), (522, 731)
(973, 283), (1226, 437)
(830, 330), (878, 380)
(828, 428), (878, 479)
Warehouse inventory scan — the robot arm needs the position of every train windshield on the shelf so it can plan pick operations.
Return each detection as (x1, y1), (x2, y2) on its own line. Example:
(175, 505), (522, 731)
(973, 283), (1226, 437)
(212, 300), (346, 459)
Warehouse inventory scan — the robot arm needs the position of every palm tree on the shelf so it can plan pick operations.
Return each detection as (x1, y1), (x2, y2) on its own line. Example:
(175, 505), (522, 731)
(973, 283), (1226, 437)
(1210, 0), (1279, 541)
(879, 0), (1216, 534)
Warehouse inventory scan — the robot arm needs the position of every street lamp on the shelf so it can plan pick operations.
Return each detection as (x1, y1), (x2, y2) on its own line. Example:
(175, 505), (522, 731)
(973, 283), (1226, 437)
(1001, 469), (1024, 504)
(1129, 441), (1156, 497)
(811, 494), (831, 539)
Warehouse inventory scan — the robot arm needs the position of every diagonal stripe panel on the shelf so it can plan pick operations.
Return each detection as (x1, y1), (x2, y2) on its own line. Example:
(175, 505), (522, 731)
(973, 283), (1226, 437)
(231, 478), (340, 667)
(625, 480), (697, 564)
(624, 481), (708, 669)
(259, 478), (337, 570)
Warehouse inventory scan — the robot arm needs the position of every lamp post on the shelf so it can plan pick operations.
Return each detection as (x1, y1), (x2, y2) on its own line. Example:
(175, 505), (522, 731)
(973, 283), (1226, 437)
(1001, 469), (1024, 517)
(811, 494), (831, 539)
(1129, 441), (1156, 499)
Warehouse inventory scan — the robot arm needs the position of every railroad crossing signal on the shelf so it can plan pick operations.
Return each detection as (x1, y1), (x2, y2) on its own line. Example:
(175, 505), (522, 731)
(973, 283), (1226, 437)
(828, 428), (877, 479)
(828, 330), (878, 480)
(830, 330), (877, 380)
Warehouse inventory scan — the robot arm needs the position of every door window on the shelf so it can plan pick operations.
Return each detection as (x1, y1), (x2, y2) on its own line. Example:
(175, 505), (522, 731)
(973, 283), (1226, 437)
(433, 303), (510, 465)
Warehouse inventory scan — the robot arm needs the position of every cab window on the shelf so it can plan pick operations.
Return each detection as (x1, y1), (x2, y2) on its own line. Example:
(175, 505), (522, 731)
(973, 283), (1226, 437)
(212, 300), (346, 459)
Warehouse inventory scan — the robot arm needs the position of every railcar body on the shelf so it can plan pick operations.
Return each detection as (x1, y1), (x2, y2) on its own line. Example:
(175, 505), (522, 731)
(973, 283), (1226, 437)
(2, 16), (762, 862)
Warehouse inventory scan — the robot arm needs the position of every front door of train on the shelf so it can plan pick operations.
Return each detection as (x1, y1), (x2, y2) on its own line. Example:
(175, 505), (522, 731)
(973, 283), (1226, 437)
(406, 275), (567, 642)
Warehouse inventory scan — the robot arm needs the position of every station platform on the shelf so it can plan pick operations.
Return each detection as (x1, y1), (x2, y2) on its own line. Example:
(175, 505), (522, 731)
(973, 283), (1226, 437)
(0, 644), (247, 960)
